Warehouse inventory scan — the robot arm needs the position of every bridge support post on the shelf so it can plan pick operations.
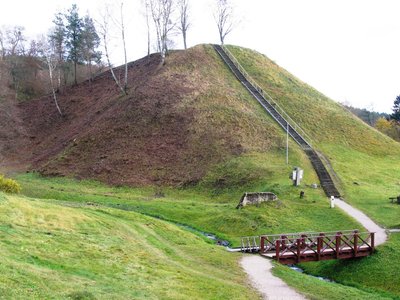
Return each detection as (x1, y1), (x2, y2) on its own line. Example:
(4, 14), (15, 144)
(317, 236), (322, 261)
(335, 234), (341, 259)
(301, 234), (307, 249)
(280, 235), (286, 250)
(354, 232), (358, 257)
(260, 236), (265, 253)
(275, 240), (280, 263)
(296, 238), (301, 263)
(371, 232), (375, 253)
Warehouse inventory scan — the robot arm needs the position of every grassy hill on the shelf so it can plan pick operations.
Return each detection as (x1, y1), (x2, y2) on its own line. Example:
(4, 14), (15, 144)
(226, 44), (400, 226)
(1, 44), (399, 298)
(15, 46), (287, 187)
(225, 45), (400, 297)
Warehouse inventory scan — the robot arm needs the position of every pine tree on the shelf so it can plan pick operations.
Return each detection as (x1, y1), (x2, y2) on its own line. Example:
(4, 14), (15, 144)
(49, 12), (66, 89)
(81, 14), (101, 81)
(65, 4), (83, 85)
(391, 95), (400, 121)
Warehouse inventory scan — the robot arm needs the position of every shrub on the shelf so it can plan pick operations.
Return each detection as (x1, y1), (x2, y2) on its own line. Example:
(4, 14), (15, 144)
(0, 174), (21, 193)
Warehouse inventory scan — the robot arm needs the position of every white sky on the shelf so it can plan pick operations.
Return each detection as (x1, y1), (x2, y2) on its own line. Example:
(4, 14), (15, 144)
(1, 0), (399, 113)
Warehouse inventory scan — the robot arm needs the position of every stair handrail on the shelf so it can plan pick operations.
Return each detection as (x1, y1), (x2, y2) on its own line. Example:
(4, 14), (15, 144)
(220, 45), (314, 147)
(315, 150), (343, 193)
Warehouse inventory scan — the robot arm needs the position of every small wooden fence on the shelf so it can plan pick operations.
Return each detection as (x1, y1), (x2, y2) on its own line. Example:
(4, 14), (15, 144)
(241, 230), (375, 264)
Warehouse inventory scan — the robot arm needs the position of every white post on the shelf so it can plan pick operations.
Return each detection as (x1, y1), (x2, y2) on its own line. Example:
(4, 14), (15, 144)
(330, 196), (335, 208)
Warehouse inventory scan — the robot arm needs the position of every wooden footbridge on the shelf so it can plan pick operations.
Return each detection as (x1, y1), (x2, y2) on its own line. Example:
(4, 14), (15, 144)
(240, 230), (375, 264)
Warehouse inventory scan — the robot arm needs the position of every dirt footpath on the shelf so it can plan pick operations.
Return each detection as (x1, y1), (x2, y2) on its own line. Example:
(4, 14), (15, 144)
(334, 198), (387, 246)
(240, 255), (306, 300)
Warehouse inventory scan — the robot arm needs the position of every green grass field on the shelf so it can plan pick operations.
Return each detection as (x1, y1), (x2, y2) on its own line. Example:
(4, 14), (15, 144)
(16, 156), (360, 247)
(11, 172), (395, 299)
(0, 192), (260, 299)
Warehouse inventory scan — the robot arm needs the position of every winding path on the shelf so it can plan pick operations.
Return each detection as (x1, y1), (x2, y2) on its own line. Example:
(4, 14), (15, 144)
(240, 197), (387, 299)
(240, 255), (306, 300)
(334, 198), (387, 246)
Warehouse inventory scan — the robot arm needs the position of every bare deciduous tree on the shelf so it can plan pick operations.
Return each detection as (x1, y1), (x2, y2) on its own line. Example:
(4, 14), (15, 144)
(118, 2), (128, 92)
(149, 0), (176, 63)
(49, 12), (66, 90)
(177, 0), (190, 50)
(214, 0), (234, 45)
(5, 26), (26, 56)
(38, 36), (63, 116)
(0, 28), (5, 60)
(142, 0), (152, 56)
(98, 5), (127, 95)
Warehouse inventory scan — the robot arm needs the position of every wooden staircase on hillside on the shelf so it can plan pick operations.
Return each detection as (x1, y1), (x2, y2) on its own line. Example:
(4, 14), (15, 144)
(213, 44), (340, 198)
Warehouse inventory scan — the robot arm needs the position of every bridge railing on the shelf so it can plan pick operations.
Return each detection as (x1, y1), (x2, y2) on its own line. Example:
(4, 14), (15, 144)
(258, 230), (360, 253)
(240, 236), (260, 252)
(221, 45), (314, 148)
(270, 231), (375, 264)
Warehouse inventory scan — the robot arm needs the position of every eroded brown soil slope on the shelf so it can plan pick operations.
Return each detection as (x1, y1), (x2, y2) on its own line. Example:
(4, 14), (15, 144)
(5, 45), (281, 186)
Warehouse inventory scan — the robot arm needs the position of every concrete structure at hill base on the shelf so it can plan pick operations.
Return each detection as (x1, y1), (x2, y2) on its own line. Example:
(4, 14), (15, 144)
(236, 192), (277, 209)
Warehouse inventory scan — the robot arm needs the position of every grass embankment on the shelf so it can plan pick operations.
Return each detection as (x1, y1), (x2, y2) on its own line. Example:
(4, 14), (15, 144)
(226, 45), (400, 225)
(298, 234), (400, 299)
(16, 173), (393, 299)
(17, 156), (360, 247)
(272, 263), (393, 300)
(226, 45), (400, 297)
(0, 192), (259, 299)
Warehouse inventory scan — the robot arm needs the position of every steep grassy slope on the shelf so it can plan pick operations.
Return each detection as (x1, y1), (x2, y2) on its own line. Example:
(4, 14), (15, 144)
(0, 192), (259, 299)
(226, 46), (399, 155)
(225, 45), (400, 296)
(227, 46), (400, 220)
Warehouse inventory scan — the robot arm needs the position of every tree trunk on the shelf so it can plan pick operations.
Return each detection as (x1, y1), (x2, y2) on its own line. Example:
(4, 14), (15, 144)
(74, 60), (77, 85)
(57, 53), (62, 90)
(120, 2), (128, 93)
(47, 57), (63, 116)
(104, 35), (126, 95)
(87, 57), (93, 82)
(183, 31), (187, 50)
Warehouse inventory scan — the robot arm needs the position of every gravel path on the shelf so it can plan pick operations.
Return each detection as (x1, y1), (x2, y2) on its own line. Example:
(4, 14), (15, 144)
(240, 197), (387, 299)
(240, 255), (306, 300)
(334, 198), (387, 246)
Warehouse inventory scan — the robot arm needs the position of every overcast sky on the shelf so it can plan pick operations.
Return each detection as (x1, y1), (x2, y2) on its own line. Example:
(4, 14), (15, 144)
(1, 0), (399, 113)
